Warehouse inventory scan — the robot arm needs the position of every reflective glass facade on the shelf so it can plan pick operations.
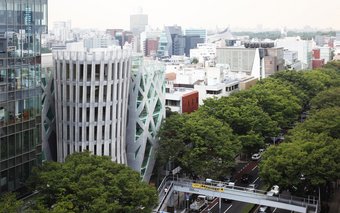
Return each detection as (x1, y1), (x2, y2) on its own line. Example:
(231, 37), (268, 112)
(0, 0), (47, 194)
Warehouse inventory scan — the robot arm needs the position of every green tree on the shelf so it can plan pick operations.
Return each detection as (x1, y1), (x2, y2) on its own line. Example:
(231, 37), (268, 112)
(202, 96), (279, 154)
(310, 87), (340, 110)
(235, 78), (302, 128)
(191, 57), (199, 64)
(0, 193), (23, 213)
(259, 133), (340, 195)
(289, 107), (340, 139)
(28, 152), (157, 213)
(157, 111), (240, 179)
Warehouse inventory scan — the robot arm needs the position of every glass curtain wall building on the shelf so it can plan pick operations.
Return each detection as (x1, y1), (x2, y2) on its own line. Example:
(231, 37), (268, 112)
(0, 0), (48, 194)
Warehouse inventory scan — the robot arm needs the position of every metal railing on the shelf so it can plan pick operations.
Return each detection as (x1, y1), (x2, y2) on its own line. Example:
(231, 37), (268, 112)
(155, 177), (319, 213)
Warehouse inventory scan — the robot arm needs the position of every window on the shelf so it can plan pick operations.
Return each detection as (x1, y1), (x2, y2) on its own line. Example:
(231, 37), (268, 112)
(87, 64), (92, 80)
(86, 108), (90, 122)
(95, 64), (100, 80)
(80, 64), (84, 80)
(206, 90), (222, 95)
(104, 64), (108, 80)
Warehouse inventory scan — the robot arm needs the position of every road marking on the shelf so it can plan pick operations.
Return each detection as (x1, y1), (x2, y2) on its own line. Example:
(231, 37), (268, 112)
(273, 208), (277, 212)
(224, 204), (233, 213)
(252, 177), (259, 184)
(210, 201), (218, 209)
(201, 198), (218, 212)
(252, 165), (258, 171)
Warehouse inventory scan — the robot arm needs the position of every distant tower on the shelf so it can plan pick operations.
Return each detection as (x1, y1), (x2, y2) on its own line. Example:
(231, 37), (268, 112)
(130, 8), (148, 36)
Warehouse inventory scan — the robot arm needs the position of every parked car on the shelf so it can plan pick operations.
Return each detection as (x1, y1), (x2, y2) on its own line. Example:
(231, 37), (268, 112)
(251, 153), (261, 160)
(267, 185), (280, 196)
(240, 174), (253, 184)
(246, 183), (257, 192)
(258, 205), (269, 212)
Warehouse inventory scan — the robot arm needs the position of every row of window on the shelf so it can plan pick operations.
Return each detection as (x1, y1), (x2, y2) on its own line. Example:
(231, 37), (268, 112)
(0, 128), (40, 161)
(206, 84), (239, 95)
(56, 61), (130, 82)
(60, 105), (122, 123)
(0, 97), (41, 127)
(0, 67), (41, 92)
(61, 124), (121, 143)
(65, 143), (113, 158)
(58, 83), (125, 103)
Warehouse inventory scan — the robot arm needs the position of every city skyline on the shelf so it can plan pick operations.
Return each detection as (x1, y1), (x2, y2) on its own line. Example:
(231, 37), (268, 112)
(49, 0), (340, 31)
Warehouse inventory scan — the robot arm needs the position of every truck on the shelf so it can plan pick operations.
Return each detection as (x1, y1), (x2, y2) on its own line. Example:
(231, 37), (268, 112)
(189, 195), (208, 212)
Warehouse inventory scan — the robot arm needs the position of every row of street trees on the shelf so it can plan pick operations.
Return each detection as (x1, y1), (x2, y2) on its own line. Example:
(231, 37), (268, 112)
(157, 61), (340, 185)
(259, 62), (340, 196)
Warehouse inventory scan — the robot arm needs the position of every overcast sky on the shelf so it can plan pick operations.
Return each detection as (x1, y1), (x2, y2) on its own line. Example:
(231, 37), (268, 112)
(48, 0), (340, 31)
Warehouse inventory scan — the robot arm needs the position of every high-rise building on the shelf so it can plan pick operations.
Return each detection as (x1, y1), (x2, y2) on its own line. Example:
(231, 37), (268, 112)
(184, 36), (204, 57)
(185, 29), (207, 42)
(157, 26), (184, 57)
(144, 38), (159, 57)
(126, 56), (165, 181)
(52, 21), (73, 44)
(130, 11), (148, 36)
(276, 37), (313, 69)
(53, 47), (132, 164)
(0, 0), (48, 194)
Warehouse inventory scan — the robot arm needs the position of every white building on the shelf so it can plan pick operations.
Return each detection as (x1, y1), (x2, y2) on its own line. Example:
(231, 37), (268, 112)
(276, 37), (314, 69)
(84, 35), (117, 49)
(283, 50), (302, 70)
(319, 46), (332, 64)
(52, 21), (73, 43)
(190, 43), (217, 64)
(126, 56), (165, 182)
(53, 47), (132, 164)
(170, 66), (240, 105)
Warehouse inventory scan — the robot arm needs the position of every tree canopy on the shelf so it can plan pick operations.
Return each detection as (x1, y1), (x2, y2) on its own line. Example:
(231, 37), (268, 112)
(0, 193), (23, 213)
(157, 111), (240, 179)
(28, 152), (157, 213)
(310, 87), (340, 111)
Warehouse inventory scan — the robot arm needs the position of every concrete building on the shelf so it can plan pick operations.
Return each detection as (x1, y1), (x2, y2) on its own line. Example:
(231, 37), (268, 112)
(140, 27), (161, 56)
(319, 46), (332, 64)
(165, 89), (199, 113)
(126, 56), (165, 181)
(276, 37), (314, 69)
(283, 50), (302, 70)
(0, 0), (48, 194)
(130, 11), (148, 35)
(190, 43), (217, 64)
(165, 72), (199, 113)
(312, 49), (325, 69)
(263, 47), (284, 76)
(216, 47), (263, 79)
(53, 47), (132, 164)
(217, 43), (284, 79)
(52, 20), (73, 44)
(84, 35), (117, 49)
(144, 38), (159, 57)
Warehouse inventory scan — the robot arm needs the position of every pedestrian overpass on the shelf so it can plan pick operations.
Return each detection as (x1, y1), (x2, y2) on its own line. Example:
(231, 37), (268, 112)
(155, 177), (319, 213)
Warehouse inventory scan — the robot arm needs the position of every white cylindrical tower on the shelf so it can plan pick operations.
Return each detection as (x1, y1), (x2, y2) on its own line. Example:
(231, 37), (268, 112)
(53, 48), (132, 164)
